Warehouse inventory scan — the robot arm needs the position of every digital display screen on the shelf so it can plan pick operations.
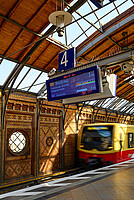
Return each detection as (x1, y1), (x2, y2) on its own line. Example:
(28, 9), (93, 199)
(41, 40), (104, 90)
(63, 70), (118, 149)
(46, 66), (101, 101)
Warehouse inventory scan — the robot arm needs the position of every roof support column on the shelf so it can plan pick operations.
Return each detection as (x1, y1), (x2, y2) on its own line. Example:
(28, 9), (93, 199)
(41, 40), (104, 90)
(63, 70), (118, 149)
(35, 99), (44, 177)
(61, 104), (69, 171)
(92, 106), (95, 123)
(0, 95), (5, 185)
(36, 100), (40, 177)
(75, 104), (79, 167)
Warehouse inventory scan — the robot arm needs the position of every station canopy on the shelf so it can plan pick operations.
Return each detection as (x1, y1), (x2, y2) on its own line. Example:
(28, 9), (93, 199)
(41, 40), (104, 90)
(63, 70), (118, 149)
(0, 0), (133, 115)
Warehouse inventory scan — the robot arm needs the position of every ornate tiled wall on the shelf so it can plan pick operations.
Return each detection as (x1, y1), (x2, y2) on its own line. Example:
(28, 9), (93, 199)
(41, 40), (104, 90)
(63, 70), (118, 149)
(64, 109), (76, 168)
(4, 112), (34, 181)
(0, 92), (133, 185)
(39, 115), (61, 174)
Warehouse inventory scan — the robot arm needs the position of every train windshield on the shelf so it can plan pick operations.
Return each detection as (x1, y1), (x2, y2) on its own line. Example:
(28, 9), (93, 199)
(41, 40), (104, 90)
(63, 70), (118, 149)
(80, 125), (113, 151)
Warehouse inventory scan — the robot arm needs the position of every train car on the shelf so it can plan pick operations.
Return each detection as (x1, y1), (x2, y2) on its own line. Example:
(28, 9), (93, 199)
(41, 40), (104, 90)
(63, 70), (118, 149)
(77, 123), (134, 166)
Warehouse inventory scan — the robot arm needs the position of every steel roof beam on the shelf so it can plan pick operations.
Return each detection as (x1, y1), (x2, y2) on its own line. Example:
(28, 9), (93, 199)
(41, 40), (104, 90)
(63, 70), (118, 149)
(74, 0), (131, 53)
(72, 14), (88, 38)
(116, 76), (134, 89)
(94, 99), (106, 118)
(120, 87), (134, 99)
(106, 36), (123, 49)
(0, 54), (49, 73)
(0, 12), (69, 50)
(80, 48), (134, 68)
(118, 101), (132, 112)
(74, 10), (103, 33)
(102, 97), (119, 109)
(110, 99), (124, 110)
(27, 71), (43, 92)
(15, 68), (31, 89)
(38, 83), (47, 98)
(2, 0), (88, 94)
(87, 0), (103, 31)
(121, 103), (134, 113)
(126, 106), (134, 114)
(113, 1), (120, 15)
(65, 0), (127, 47)
(77, 14), (134, 58)
(0, 13), (41, 37)
(16, 81), (46, 91)
(68, 4), (120, 47)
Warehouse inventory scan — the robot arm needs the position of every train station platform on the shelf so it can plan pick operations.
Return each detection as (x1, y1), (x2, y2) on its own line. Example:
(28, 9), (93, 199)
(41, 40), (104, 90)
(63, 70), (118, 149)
(0, 159), (134, 200)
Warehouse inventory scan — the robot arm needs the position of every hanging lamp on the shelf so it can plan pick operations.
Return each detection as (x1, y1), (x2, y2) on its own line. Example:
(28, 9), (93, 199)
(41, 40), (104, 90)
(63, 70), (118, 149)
(48, 0), (72, 37)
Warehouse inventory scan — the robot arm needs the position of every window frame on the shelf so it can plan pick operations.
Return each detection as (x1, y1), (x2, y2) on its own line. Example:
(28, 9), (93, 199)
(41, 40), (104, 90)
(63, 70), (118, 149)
(8, 129), (30, 156)
(128, 133), (134, 148)
(80, 125), (113, 151)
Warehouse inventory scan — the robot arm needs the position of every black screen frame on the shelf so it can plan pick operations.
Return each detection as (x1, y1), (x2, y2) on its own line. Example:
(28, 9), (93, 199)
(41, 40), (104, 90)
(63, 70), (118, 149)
(46, 66), (102, 101)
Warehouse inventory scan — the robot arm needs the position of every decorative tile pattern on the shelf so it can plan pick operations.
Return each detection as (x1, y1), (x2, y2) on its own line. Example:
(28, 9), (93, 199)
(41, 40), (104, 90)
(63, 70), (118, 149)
(39, 116), (60, 174)
(5, 160), (31, 180)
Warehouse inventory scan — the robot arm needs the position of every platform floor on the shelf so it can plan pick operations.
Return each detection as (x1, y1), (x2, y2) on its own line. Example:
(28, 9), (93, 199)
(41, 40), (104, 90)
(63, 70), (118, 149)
(1, 159), (134, 200)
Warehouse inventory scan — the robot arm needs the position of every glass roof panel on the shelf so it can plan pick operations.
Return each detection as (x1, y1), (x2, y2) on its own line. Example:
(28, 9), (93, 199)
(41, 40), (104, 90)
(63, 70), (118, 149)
(95, 2), (115, 22)
(114, 99), (127, 111)
(70, 33), (87, 47)
(50, 0), (133, 47)
(87, 97), (134, 115)
(77, 1), (92, 15)
(17, 68), (42, 91)
(101, 98), (113, 108)
(85, 13), (100, 25)
(116, 0), (133, 13)
(29, 72), (48, 93)
(65, 20), (85, 46)
(0, 60), (16, 85)
(28, 82), (46, 94)
(129, 108), (134, 115)
(99, 9), (118, 25)
(76, 18), (93, 34)
(13, 66), (30, 89)
(85, 26), (97, 38)
(0, 0), (133, 104)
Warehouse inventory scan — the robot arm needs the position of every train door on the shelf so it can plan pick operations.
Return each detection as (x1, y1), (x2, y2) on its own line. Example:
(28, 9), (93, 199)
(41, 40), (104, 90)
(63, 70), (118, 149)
(119, 131), (123, 161)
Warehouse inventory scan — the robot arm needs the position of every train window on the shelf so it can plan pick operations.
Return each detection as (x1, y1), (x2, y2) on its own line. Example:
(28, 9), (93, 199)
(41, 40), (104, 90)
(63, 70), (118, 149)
(80, 125), (113, 151)
(128, 133), (134, 148)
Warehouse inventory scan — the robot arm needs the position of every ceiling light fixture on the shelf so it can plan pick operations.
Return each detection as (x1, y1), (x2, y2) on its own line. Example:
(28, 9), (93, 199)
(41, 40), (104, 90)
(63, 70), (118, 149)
(48, 0), (72, 37)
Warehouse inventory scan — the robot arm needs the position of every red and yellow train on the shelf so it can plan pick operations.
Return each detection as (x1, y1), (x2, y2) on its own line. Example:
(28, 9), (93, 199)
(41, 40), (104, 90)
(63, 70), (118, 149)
(77, 123), (134, 166)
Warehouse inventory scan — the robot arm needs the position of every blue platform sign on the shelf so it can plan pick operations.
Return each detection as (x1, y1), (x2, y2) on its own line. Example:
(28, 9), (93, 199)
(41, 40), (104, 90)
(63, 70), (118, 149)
(90, 0), (116, 8)
(58, 47), (76, 72)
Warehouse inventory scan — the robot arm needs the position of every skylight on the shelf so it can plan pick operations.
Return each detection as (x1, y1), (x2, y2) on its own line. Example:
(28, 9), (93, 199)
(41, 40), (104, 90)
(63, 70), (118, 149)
(50, 0), (134, 47)
(86, 97), (134, 115)
(0, 60), (16, 85)
(0, 0), (133, 101)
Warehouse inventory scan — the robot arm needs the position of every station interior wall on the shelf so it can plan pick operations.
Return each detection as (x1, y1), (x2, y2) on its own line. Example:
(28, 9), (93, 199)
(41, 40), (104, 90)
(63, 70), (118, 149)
(0, 91), (133, 186)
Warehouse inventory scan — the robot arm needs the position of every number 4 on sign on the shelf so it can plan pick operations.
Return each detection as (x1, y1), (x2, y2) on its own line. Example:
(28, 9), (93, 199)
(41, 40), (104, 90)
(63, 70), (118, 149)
(61, 51), (68, 67)
(58, 47), (75, 72)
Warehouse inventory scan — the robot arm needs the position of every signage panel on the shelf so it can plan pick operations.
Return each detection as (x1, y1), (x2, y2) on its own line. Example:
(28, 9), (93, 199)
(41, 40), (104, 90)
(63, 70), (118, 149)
(90, 0), (116, 8)
(63, 74), (117, 104)
(58, 47), (75, 72)
(46, 66), (102, 101)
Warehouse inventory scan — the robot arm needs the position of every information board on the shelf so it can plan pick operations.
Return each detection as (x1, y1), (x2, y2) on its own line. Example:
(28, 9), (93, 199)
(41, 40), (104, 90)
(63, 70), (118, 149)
(58, 47), (75, 72)
(46, 66), (102, 101)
